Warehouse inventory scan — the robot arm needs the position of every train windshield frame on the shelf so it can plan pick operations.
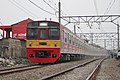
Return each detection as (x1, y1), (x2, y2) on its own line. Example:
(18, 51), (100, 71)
(39, 29), (47, 39)
(27, 21), (60, 40)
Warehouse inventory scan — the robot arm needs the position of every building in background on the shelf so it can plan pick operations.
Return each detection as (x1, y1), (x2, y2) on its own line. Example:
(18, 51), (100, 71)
(0, 18), (33, 40)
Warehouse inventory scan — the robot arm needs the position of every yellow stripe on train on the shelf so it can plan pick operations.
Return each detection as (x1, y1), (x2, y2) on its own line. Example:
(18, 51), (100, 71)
(26, 40), (60, 48)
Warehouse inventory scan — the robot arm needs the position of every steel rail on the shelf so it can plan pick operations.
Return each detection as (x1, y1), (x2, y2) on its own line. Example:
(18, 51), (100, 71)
(0, 64), (38, 71)
(40, 58), (101, 80)
(85, 58), (107, 80)
(0, 64), (46, 75)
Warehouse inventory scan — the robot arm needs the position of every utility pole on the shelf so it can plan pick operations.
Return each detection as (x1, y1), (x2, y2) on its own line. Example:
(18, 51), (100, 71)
(117, 24), (119, 50)
(90, 33), (93, 44)
(111, 38), (112, 50)
(74, 25), (76, 34)
(58, 0), (61, 24)
(104, 39), (106, 49)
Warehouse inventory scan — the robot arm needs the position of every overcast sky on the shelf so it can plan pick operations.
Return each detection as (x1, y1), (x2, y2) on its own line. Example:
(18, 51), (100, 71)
(0, 0), (119, 31)
(0, 0), (120, 49)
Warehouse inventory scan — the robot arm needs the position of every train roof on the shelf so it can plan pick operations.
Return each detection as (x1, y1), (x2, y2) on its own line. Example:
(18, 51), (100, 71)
(28, 20), (59, 24)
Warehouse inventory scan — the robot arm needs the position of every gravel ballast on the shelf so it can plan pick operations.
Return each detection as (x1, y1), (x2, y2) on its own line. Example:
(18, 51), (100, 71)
(0, 59), (92, 80)
(50, 59), (100, 80)
(96, 59), (120, 80)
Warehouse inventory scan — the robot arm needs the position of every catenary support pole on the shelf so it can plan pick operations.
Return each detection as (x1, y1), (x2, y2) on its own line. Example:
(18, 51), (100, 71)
(58, 0), (61, 24)
(117, 24), (119, 50)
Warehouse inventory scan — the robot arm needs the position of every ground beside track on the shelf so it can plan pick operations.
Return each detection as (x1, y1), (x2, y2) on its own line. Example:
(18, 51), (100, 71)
(96, 59), (120, 80)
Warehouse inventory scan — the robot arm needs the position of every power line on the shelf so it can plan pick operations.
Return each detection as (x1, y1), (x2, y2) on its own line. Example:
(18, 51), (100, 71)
(93, 0), (107, 34)
(12, 0), (40, 19)
(48, 0), (58, 10)
(42, 0), (58, 20)
(42, 0), (67, 21)
(93, 0), (98, 15)
(47, 0), (67, 16)
(104, 0), (113, 14)
(8, 0), (37, 19)
(42, 0), (57, 12)
(104, 0), (116, 14)
(107, 0), (116, 14)
(28, 0), (55, 15)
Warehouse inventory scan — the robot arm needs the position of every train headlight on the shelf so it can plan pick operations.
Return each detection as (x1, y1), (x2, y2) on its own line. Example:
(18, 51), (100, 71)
(29, 41), (32, 46)
(54, 41), (57, 47)
(30, 53), (34, 58)
(52, 54), (57, 58)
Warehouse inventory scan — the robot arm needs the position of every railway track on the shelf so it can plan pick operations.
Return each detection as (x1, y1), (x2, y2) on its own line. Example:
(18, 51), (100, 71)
(0, 64), (46, 75)
(40, 58), (104, 80)
(86, 58), (106, 80)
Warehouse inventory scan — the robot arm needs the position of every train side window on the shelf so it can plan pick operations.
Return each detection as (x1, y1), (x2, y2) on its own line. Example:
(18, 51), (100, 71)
(79, 44), (80, 47)
(65, 38), (67, 43)
(73, 41), (74, 45)
(72, 37), (74, 45)
(64, 32), (65, 42)
(62, 30), (64, 40)
(69, 35), (72, 44)
(71, 36), (73, 45)
(75, 38), (76, 46)
(69, 40), (71, 44)
(68, 33), (69, 42)
(64, 32), (67, 43)
(77, 39), (79, 46)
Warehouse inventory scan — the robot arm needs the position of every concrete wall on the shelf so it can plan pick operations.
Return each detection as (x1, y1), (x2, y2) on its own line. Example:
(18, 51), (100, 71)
(0, 38), (26, 58)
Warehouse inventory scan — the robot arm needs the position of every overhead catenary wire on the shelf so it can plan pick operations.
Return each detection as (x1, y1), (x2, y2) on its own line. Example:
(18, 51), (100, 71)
(42, 0), (57, 12)
(93, 0), (103, 33)
(47, 0), (67, 16)
(107, 0), (116, 14)
(47, 0), (65, 16)
(42, 0), (67, 22)
(104, 0), (113, 14)
(48, 0), (58, 10)
(42, 0), (59, 20)
(12, 0), (40, 19)
(93, 0), (98, 15)
(93, 0), (107, 36)
(28, 0), (55, 15)
(104, 0), (116, 14)
(101, 0), (116, 41)
(8, 0), (37, 19)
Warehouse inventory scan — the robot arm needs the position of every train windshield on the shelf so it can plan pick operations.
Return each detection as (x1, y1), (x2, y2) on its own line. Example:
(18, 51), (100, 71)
(48, 28), (59, 40)
(27, 21), (60, 40)
(27, 28), (38, 39)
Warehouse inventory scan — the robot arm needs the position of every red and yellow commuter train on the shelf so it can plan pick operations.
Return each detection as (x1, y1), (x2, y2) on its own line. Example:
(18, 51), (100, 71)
(26, 20), (106, 63)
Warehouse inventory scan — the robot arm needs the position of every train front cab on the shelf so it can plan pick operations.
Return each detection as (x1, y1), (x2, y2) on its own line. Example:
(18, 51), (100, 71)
(26, 21), (61, 63)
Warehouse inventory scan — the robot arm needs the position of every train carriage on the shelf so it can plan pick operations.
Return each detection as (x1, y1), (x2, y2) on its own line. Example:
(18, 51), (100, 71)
(26, 20), (107, 63)
(26, 21), (61, 63)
